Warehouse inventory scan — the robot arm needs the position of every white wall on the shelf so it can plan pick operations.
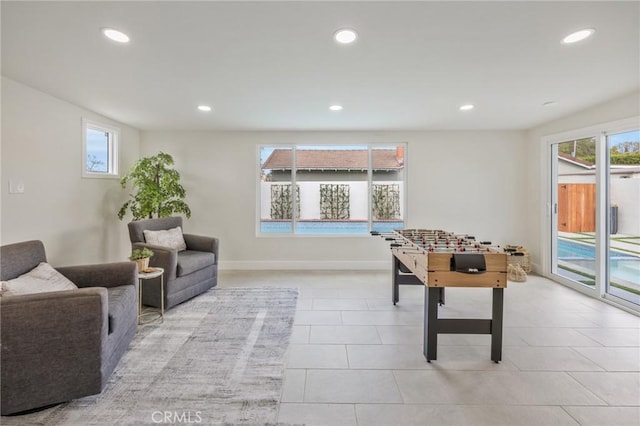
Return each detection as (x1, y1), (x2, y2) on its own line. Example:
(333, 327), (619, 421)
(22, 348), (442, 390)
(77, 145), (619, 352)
(524, 90), (640, 271)
(3, 76), (635, 272)
(9, 74), (634, 273)
(611, 179), (640, 236)
(1, 78), (140, 265)
(140, 130), (527, 269)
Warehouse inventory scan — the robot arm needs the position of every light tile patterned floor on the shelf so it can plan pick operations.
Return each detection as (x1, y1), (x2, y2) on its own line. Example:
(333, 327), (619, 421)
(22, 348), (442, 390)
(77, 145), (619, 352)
(218, 270), (640, 426)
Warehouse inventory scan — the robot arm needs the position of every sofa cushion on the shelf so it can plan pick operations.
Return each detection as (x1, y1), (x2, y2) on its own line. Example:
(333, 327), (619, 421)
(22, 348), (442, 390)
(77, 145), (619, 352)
(177, 251), (215, 277)
(143, 226), (187, 251)
(1, 262), (78, 297)
(107, 285), (135, 335)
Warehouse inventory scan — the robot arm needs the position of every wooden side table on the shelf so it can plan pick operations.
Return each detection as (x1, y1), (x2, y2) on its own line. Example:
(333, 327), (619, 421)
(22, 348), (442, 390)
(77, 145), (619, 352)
(138, 267), (164, 325)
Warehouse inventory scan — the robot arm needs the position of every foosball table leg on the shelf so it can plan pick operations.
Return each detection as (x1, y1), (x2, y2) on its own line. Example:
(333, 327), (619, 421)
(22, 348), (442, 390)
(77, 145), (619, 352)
(438, 287), (445, 306)
(392, 255), (400, 305)
(491, 288), (504, 363)
(423, 286), (440, 362)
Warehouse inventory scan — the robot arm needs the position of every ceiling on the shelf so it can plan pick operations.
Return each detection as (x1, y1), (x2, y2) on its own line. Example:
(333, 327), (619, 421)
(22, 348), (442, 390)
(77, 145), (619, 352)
(2, 1), (639, 131)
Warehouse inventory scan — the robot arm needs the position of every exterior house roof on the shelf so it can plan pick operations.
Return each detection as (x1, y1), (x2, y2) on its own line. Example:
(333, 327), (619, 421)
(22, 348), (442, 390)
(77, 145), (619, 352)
(558, 152), (595, 169)
(558, 152), (640, 176)
(262, 149), (404, 171)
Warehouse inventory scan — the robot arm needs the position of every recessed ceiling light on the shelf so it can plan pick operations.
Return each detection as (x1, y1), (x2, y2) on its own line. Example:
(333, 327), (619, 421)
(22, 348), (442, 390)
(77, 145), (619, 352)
(329, 105), (343, 111)
(334, 29), (358, 44)
(102, 28), (130, 43)
(459, 104), (474, 111)
(562, 28), (595, 44)
(197, 105), (212, 112)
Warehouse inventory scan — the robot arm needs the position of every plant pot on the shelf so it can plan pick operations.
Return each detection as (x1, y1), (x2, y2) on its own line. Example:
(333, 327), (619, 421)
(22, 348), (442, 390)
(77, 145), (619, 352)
(135, 257), (150, 272)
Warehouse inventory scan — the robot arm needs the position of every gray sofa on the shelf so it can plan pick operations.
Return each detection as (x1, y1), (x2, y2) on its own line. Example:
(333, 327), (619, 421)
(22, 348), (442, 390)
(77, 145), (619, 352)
(128, 216), (218, 310)
(0, 240), (138, 415)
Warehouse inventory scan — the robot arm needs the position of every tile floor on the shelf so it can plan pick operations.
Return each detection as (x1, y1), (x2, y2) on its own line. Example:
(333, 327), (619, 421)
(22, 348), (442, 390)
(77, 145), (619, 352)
(218, 270), (640, 426)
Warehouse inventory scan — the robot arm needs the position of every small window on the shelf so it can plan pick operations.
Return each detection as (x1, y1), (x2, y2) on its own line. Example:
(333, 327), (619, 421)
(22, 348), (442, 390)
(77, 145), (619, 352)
(82, 118), (119, 178)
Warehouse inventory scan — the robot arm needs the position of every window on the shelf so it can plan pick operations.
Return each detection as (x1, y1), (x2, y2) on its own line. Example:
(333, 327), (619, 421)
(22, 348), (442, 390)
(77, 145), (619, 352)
(82, 118), (119, 178)
(259, 144), (406, 235)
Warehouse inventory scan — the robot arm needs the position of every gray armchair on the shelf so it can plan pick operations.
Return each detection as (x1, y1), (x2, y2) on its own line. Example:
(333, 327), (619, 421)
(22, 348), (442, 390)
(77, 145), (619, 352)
(127, 216), (218, 310)
(0, 240), (138, 415)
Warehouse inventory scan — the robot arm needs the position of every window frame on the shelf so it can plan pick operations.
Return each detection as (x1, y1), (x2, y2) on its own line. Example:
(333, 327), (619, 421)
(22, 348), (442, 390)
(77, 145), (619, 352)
(257, 143), (407, 237)
(81, 118), (120, 179)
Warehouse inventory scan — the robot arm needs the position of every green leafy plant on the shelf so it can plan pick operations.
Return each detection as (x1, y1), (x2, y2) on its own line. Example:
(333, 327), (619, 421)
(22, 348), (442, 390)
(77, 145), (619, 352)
(129, 247), (154, 261)
(118, 152), (191, 220)
(270, 184), (300, 219)
(583, 153), (640, 165)
(372, 184), (400, 220)
(320, 184), (350, 220)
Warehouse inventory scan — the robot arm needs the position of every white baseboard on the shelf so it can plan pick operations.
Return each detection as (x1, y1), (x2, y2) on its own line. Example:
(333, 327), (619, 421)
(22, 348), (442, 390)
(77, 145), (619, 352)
(219, 260), (389, 270)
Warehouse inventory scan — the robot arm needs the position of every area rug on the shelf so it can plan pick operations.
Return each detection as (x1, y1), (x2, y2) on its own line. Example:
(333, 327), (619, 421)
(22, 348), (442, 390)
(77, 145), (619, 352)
(2, 287), (298, 426)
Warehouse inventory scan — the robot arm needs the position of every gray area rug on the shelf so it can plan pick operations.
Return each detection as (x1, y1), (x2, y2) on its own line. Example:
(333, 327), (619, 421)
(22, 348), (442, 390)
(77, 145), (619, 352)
(3, 287), (298, 426)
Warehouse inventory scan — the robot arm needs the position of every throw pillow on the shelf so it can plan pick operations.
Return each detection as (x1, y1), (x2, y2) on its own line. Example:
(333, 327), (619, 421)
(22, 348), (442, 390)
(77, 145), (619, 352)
(1, 262), (78, 297)
(143, 226), (187, 251)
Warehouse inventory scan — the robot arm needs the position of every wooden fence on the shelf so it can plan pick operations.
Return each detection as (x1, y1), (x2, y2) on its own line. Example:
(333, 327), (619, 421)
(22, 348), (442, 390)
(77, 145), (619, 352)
(558, 183), (595, 232)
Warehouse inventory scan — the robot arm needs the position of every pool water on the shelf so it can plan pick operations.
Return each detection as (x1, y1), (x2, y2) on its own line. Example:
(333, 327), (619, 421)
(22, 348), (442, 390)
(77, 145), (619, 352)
(558, 239), (640, 284)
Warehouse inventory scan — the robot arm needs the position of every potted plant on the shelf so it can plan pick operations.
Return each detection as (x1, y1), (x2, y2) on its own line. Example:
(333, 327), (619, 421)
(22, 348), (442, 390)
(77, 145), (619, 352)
(130, 247), (154, 272)
(118, 152), (191, 220)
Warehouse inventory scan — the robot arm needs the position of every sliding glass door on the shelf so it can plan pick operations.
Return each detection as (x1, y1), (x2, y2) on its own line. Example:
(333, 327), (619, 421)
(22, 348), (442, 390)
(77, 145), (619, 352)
(551, 137), (597, 290)
(606, 130), (640, 304)
(548, 121), (640, 310)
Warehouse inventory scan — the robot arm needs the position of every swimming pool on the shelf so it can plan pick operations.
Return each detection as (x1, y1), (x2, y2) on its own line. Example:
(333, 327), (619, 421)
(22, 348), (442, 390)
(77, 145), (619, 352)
(558, 239), (636, 260)
(558, 239), (640, 284)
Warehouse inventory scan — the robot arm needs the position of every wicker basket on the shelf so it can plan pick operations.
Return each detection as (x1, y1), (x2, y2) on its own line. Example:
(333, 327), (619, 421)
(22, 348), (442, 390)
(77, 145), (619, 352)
(508, 264), (527, 282)
(505, 245), (531, 273)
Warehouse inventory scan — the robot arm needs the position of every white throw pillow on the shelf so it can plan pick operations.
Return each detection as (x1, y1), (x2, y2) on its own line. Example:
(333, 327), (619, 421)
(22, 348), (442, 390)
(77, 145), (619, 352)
(1, 262), (78, 297)
(143, 226), (187, 251)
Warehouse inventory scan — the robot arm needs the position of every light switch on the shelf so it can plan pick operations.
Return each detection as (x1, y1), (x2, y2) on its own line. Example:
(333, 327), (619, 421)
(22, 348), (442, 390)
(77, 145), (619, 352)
(9, 179), (25, 194)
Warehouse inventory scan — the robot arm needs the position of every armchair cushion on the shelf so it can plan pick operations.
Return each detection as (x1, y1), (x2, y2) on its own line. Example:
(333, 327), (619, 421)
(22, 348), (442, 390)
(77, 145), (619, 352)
(143, 226), (187, 251)
(177, 251), (216, 277)
(1, 262), (77, 297)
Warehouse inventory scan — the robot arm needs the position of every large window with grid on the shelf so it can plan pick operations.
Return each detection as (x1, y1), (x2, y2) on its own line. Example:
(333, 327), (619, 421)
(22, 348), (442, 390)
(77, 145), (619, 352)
(258, 144), (406, 235)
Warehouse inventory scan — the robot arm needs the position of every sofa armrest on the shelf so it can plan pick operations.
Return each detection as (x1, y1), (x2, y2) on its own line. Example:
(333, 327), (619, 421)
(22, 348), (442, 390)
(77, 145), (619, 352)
(183, 234), (219, 259)
(57, 262), (137, 289)
(132, 242), (178, 280)
(0, 288), (108, 415)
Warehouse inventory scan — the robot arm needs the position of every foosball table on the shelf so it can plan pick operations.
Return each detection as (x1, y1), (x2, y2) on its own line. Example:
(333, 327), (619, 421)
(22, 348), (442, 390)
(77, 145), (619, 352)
(373, 229), (508, 363)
